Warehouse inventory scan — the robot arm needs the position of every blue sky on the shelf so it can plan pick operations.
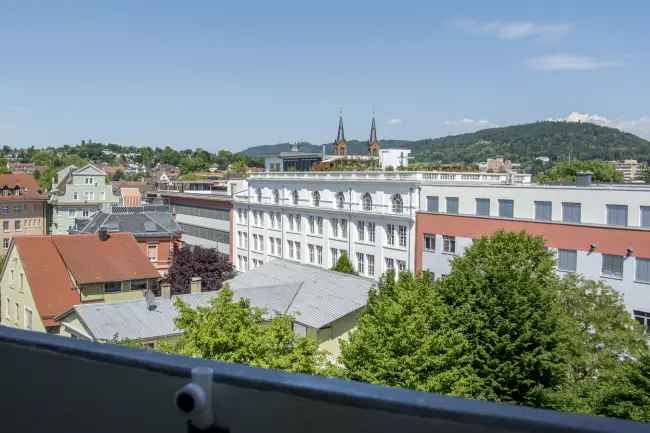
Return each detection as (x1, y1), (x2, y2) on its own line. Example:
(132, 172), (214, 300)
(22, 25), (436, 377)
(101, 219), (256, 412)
(0, 0), (648, 151)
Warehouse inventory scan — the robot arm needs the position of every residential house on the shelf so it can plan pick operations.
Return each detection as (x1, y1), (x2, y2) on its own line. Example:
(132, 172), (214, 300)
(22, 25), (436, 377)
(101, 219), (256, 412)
(48, 164), (119, 234)
(56, 279), (212, 345)
(0, 232), (160, 333)
(151, 163), (180, 189)
(76, 206), (182, 275)
(228, 259), (376, 357)
(0, 173), (47, 253)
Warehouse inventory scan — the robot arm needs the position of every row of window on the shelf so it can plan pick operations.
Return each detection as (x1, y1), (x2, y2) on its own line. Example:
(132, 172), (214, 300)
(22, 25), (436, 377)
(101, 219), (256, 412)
(426, 195), (650, 227)
(179, 223), (230, 244)
(60, 207), (96, 218)
(4, 297), (33, 329)
(173, 204), (229, 222)
(253, 189), (405, 214)
(2, 219), (41, 235)
(72, 191), (106, 201)
(0, 204), (37, 214)
(423, 232), (650, 282)
(103, 279), (149, 293)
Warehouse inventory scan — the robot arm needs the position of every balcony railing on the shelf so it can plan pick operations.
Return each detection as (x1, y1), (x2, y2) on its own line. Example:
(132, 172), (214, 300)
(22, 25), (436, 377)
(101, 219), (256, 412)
(251, 171), (533, 184)
(0, 326), (644, 433)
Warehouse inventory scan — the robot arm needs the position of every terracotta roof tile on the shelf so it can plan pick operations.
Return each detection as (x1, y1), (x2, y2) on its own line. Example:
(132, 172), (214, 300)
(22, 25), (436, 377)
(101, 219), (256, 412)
(14, 232), (160, 326)
(0, 173), (46, 200)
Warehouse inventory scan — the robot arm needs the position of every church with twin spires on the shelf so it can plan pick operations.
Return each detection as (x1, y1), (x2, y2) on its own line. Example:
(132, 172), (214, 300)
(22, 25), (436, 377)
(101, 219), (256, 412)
(331, 114), (381, 157)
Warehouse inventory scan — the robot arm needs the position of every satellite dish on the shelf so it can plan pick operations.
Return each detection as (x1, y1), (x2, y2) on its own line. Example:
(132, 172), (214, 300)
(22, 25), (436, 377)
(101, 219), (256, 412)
(145, 289), (156, 311)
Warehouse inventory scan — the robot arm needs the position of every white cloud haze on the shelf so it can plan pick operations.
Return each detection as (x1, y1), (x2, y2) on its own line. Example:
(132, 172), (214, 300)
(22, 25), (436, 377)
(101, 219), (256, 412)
(443, 118), (497, 133)
(387, 118), (402, 126)
(454, 19), (572, 40)
(528, 54), (617, 71)
(551, 112), (650, 139)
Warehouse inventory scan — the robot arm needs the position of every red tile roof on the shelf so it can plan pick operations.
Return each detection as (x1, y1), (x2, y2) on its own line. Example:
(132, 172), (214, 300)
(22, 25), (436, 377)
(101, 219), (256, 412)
(14, 232), (160, 327)
(0, 173), (46, 201)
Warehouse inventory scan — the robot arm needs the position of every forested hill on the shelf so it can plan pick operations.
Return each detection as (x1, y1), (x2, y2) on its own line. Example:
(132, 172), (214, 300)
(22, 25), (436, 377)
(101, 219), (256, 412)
(240, 122), (650, 163)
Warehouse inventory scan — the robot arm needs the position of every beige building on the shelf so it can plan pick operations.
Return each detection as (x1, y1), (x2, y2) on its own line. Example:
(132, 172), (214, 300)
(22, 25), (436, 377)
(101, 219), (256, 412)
(610, 159), (646, 183)
(0, 231), (160, 334)
(0, 173), (47, 253)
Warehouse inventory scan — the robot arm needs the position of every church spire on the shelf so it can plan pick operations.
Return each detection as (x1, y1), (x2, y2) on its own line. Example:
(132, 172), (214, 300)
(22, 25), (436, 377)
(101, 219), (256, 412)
(368, 114), (380, 157)
(333, 110), (347, 156)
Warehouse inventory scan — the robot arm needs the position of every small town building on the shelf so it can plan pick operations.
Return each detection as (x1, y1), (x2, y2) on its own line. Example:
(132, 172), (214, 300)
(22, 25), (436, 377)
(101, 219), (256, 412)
(0, 232), (160, 334)
(0, 173), (47, 253)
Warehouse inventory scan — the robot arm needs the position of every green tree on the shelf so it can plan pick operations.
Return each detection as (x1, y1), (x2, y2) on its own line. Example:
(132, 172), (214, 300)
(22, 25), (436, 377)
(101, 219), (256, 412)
(331, 252), (356, 275)
(435, 231), (569, 406)
(536, 160), (623, 184)
(167, 288), (324, 374)
(341, 272), (483, 395)
(112, 169), (124, 181)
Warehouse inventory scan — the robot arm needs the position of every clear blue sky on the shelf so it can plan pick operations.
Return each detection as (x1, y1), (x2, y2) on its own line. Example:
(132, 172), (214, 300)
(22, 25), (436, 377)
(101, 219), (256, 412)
(1, 0), (648, 151)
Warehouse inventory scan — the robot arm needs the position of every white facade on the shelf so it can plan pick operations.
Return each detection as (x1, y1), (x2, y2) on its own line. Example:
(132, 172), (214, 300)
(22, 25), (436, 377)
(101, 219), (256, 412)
(417, 182), (650, 320)
(379, 149), (411, 170)
(233, 174), (419, 280)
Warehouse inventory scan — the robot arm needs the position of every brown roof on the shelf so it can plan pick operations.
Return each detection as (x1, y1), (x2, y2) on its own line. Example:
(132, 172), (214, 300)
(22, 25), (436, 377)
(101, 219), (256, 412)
(52, 233), (160, 284)
(14, 232), (160, 326)
(14, 236), (79, 326)
(0, 173), (47, 201)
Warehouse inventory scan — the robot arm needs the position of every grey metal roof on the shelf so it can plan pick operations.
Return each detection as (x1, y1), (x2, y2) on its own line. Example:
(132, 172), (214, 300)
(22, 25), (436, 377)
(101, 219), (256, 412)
(228, 259), (376, 329)
(72, 292), (218, 341)
(79, 210), (181, 237)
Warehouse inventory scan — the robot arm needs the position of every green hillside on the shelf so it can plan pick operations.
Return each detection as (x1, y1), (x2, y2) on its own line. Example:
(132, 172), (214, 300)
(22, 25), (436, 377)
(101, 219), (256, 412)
(240, 121), (650, 164)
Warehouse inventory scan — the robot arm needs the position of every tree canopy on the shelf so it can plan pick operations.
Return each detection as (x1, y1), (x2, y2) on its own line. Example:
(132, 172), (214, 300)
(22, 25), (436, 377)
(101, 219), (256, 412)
(331, 252), (357, 275)
(535, 160), (623, 184)
(166, 288), (324, 374)
(168, 245), (233, 294)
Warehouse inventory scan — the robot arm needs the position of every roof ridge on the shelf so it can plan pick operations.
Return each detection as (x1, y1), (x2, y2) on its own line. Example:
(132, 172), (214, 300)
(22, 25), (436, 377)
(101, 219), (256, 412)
(284, 281), (304, 315)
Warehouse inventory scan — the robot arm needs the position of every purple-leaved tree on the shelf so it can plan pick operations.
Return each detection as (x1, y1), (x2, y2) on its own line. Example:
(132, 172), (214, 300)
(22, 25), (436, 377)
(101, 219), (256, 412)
(168, 245), (233, 294)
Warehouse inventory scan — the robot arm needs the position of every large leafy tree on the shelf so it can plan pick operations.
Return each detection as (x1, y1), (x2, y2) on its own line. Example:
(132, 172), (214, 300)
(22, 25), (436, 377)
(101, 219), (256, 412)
(535, 160), (623, 184)
(341, 272), (483, 396)
(168, 288), (323, 374)
(168, 245), (233, 294)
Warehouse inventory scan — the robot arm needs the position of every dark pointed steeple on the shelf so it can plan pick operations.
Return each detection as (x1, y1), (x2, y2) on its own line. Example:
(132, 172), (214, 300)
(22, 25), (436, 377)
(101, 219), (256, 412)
(368, 115), (381, 157)
(333, 111), (347, 156)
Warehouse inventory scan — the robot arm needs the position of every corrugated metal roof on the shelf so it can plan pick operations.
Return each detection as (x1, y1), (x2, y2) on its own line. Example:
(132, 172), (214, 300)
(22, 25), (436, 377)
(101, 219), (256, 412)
(73, 292), (219, 341)
(228, 259), (376, 329)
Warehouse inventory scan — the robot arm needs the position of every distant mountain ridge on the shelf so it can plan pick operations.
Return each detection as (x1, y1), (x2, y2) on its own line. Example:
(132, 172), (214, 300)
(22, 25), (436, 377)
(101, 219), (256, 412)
(240, 121), (650, 163)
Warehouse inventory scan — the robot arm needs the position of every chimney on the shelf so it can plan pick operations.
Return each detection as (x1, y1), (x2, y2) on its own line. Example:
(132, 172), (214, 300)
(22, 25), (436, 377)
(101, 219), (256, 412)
(190, 276), (202, 294)
(160, 281), (171, 299)
(576, 171), (593, 187)
(98, 227), (110, 241)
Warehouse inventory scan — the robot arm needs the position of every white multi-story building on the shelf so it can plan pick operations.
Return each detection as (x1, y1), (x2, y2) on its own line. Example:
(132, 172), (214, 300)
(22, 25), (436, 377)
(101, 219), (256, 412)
(416, 173), (650, 326)
(232, 171), (532, 280)
(233, 172), (423, 280)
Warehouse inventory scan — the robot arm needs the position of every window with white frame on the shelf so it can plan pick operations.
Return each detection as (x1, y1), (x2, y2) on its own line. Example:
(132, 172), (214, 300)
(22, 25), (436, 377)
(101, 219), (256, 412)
(14, 220), (21, 232)
(424, 234), (435, 251)
(367, 222), (376, 243)
(475, 198), (490, 217)
(446, 197), (459, 214)
(498, 199), (514, 218)
(606, 204), (628, 227)
(24, 307), (33, 330)
(535, 201), (552, 221)
(316, 245), (322, 265)
(557, 249), (577, 272)
(331, 248), (339, 266)
(356, 253), (365, 274)
(309, 216), (315, 234)
(73, 192), (79, 200)
(385, 257), (395, 273)
(397, 260), (406, 275)
(256, 188), (262, 203)
(288, 214), (294, 231)
(85, 176), (93, 185)
(312, 191), (320, 207)
(84, 191), (95, 201)
(391, 194), (403, 214)
(443, 235), (456, 253)
(367, 254), (375, 276)
(341, 219), (347, 239)
(147, 244), (157, 261)
(362, 193), (372, 211)
(295, 242), (301, 260)
(357, 221), (365, 241)
(3, 239), (9, 249)
(308, 244), (315, 263)
(386, 224), (395, 246)
(398, 225), (407, 247)
(335, 192), (345, 209)
(331, 218), (338, 237)
(636, 258), (650, 283)
(269, 238), (276, 255)
(633, 310), (650, 333)
(3, 221), (8, 233)
(602, 254), (624, 278)
(259, 235), (264, 251)
(426, 196), (439, 212)
(288, 240), (295, 259)
(273, 189), (280, 205)
(292, 190), (299, 205)
(295, 214), (301, 232)
(317, 217), (323, 235)
(253, 234), (259, 251)
(641, 206), (650, 228)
